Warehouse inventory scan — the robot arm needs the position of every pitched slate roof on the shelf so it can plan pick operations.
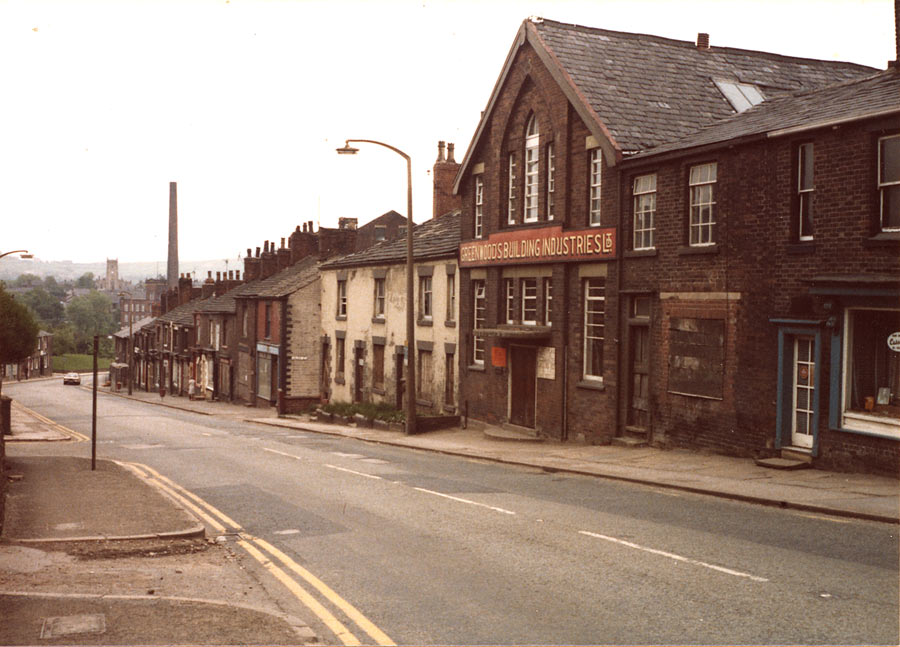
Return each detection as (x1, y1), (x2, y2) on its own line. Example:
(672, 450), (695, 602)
(113, 315), (157, 338)
(455, 17), (875, 187)
(156, 301), (200, 327)
(255, 255), (320, 299)
(320, 211), (460, 270)
(531, 18), (873, 153)
(628, 69), (900, 160)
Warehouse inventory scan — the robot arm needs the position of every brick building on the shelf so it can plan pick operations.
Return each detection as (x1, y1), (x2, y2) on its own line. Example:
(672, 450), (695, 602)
(618, 68), (899, 472)
(453, 18), (874, 443)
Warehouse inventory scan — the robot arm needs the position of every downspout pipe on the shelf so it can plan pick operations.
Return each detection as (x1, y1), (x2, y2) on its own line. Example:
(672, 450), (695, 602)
(615, 165), (624, 439)
(278, 297), (288, 415)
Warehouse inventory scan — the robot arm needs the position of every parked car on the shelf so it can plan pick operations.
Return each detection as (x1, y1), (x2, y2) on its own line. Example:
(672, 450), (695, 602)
(63, 372), (81, 385)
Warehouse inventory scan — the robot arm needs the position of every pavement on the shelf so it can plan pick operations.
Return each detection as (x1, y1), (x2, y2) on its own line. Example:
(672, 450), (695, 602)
(1, 380), (898, 644)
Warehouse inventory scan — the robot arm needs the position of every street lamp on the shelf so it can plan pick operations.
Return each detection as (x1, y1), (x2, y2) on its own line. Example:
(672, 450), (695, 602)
(118, 291), (134, 395)
(0, 250), (33, 260)
(337, 139), (416, 435)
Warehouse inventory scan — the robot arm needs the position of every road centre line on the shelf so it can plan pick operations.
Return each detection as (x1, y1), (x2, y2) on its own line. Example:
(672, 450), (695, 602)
(325, 464), (385, 480)
(412, 487), (517, 515)
(121, 460), (394, 646)
(238, 538), (362, 646)
(578, 530), (769, 582)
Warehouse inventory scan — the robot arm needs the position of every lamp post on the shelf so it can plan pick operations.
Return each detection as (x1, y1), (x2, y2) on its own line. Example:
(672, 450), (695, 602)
(0, 250), (33, 261)
(336, 139), (416, 435)
(118, 291), (134, 395)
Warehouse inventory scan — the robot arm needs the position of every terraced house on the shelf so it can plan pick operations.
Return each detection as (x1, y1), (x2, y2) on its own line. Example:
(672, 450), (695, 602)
(453, 17), (875, 446)
(619, 67), (900, 473)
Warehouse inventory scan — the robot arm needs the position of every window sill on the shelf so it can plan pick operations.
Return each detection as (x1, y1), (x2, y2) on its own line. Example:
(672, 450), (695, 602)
(576, 379), (605, 391)
(625, 248), (658, 258)
(334, 376), (345, 385)
(335, 315), (347, 321)
(372, 386), (385, 396)
(418, 319), (434, 327)
(863, 232), (900, 248)
(787, 242), (815, 254)
(839, 411), (900, 439)
(444, 320), (457, 328)
(467, 363), (486, 373)
(677, 244), (719, 256)
(372, 317), (386, 325)
(416, 398), (434, 408)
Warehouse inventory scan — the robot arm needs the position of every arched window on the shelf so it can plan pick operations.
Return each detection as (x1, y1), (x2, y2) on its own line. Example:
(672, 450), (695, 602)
(524, 114), (540, 222)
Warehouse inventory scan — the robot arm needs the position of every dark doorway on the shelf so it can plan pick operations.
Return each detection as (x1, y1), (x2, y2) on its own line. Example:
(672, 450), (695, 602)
(509, 345), (537, 428)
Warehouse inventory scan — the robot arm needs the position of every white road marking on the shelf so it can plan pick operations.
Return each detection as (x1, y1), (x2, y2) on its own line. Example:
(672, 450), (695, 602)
(263, 447), (305, 461)
(412, 487), (517, 515)
(325, 464), (384, 480)
(579, 530), (769, 582)
(331, 452), (367, 459)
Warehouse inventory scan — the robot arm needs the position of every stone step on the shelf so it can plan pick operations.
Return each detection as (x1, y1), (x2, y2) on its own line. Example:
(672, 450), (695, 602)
(612, 435), (648, 448)
(754, 456), (811, 470)
(781, 448), (814, 464)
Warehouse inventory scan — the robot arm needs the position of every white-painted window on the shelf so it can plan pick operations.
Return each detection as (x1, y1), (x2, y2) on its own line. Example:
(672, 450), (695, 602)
(633, 173), (657, 250)
(797, 143), (814, 241)
(543, 277), (553, 326)
(473, 280), (486, 365)
(878, 134), (900, 231)
(689, 162), (717, 246)
(419, 275), (433, 320)
(524, 115), (539, 222)
(373, 278), (385, 319)
(590, 149), (603, 225)
(546, 142), (555, 220)
(521, 278), (537, 325)
(583, 279), (605, 381)
(474, 175), (484, 239)
(337, 279), (347, 317)
(504, 279), (515, 324)
(507, 153), (517, 225)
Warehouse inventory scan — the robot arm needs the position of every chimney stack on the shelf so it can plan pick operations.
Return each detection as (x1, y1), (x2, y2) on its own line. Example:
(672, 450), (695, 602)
(167, 182), (179, 291)
(201, 271), (216, 299)
(696, 32), (710, 49)
(432, 139), (462, 218)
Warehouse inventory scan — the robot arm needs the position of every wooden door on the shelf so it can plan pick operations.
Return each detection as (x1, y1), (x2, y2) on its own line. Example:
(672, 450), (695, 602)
(509, 346), (537, 428)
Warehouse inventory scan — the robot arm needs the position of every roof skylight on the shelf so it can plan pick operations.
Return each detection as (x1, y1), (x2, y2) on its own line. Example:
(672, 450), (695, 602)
(714, 80), (765, 113)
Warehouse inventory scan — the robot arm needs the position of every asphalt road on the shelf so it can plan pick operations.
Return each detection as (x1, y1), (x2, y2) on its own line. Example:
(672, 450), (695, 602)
(7, 379), (899, 645)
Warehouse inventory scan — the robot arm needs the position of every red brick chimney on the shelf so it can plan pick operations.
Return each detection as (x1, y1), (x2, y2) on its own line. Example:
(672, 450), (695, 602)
(696, 32), (710, 49)
(244, 247), (261, 282)
(260, 240), (279, 279)
(433, 140), (461, 218)
(201, 271), (216, 299)
(178, 274), (193, 306)
(289, 223), (318, 264)
(276, 237), (291, 271)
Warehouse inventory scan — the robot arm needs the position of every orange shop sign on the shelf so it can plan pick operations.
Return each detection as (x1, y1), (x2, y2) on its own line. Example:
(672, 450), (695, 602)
(460, 225), (616, 267)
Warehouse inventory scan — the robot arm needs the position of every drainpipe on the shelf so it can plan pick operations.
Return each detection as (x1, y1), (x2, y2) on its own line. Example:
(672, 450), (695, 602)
(615, 165), (624, 439)
(561, 263), (569, 441)
(278, 297), (288, 416)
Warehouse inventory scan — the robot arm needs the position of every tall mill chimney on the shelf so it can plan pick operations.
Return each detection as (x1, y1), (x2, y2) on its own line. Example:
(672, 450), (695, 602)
(167, 182), (179, 291)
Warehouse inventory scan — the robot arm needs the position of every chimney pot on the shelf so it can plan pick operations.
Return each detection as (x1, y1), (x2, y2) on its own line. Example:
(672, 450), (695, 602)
(216, 271), (221, 281)
(697, 32), (710, 49)
(436, 141), (446, 163)
(447, 143), (456, 163)
(256, 247), (261, 257)
(281, 237), (286, 249)
(247, 248), (252, 257)
(207, 271), (212, 278)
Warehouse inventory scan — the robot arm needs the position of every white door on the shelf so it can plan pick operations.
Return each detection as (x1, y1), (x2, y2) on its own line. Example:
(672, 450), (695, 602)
(791, 337), (815, 449)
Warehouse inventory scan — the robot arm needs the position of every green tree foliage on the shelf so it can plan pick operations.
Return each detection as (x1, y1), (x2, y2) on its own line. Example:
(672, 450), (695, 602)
(51, 323), (76, 355)
(43, 276), (66, 300)
(75, 272), (95, 289)
(66, 290), (116, 354)
(0, 284), (39, 395)
(13, 273), (42, 288)
(21, 287), (65, 327)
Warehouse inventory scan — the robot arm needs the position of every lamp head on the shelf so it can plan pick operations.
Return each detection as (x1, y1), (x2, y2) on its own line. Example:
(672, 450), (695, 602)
(336, 141), (359, 155)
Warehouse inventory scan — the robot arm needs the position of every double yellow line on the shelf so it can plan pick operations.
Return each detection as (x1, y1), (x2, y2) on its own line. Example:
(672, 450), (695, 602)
(118, 461), (394, 647)
(11, 401), (89, 441)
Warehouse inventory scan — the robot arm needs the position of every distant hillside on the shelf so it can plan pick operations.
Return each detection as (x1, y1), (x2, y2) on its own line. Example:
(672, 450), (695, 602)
(0, 258), (236, 284)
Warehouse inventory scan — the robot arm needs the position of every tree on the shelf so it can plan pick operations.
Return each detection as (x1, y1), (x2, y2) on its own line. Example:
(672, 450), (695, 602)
(21, 287), (65, 327)
(66, 290), (116, 354)
(75, 272), (95, 289)
(13, 273), (42, 288)
(0, 284), (39, 397)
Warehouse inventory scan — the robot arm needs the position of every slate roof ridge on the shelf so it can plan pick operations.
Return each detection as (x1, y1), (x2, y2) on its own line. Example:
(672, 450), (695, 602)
(533, 17), (875, 71)
(321, 211), (461, 270)
(254, 255), (322, 298)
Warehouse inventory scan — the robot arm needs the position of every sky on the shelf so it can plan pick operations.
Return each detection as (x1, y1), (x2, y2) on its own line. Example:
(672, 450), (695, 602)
(1, 0), (895, 265)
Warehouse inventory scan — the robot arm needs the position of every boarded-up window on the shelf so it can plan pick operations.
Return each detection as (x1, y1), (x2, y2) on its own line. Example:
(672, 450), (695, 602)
(667, 317), (724, 399)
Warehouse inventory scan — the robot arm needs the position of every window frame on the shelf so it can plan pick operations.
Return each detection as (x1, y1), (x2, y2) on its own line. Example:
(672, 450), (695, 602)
(507, 153), (517, 225)
(589, 149), (603, 226)
(633, 173), (657, 250)
(474, 174), (484, 239)
(335, 336), (345, 381)
(504, 278), (515, 324)
(689, 162), (717, 246)
(524, 115), (539, 223)
(373, 277), (386, 320)
(473, 280), (486, 365)
(546, 142), (555, 220)
(797, 143), (814, 241)
(583, 278), (605, 382)
(446, 271), (456, 322)
(336, 279), (347, 318)
(521, 278), (537, 325)
(878, 134), (900, 232)
(543, 277), (553, 326)
(419, 275), (433, 321)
